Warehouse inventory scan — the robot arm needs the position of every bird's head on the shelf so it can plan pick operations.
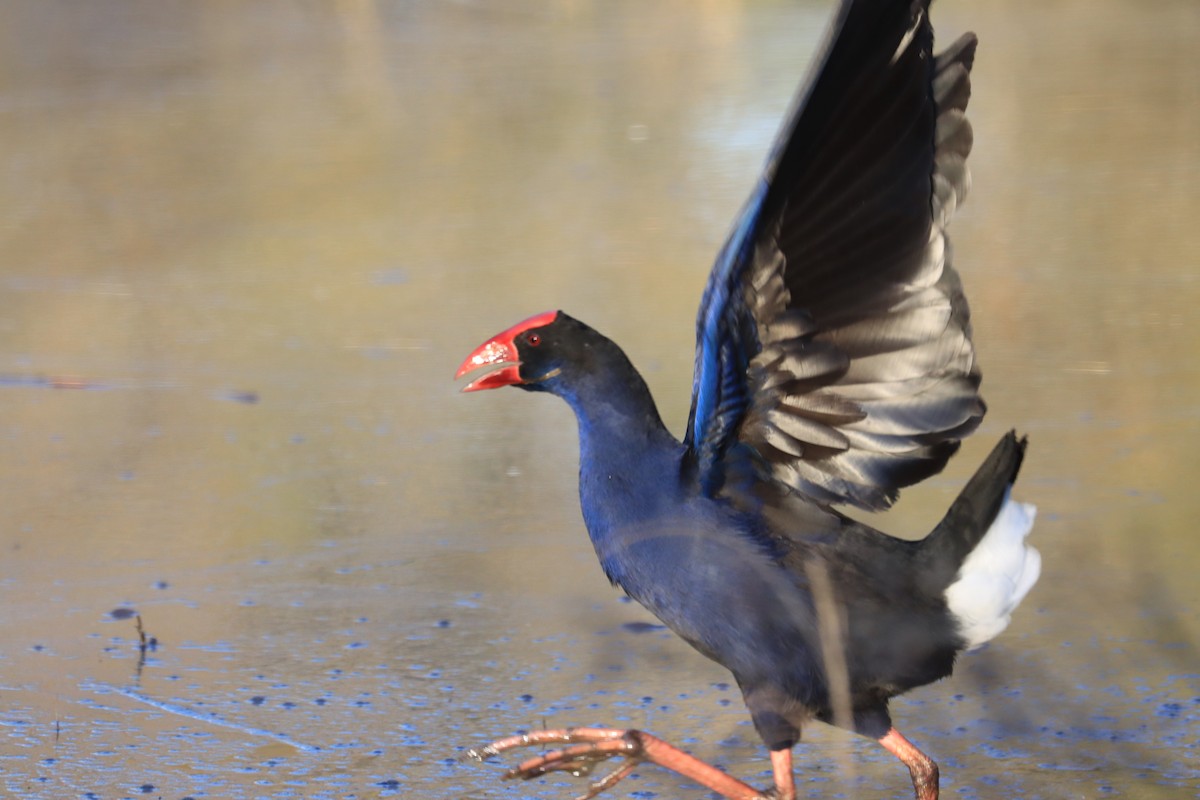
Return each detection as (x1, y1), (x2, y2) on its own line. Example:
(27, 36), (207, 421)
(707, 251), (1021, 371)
(456, 310), (579, 393)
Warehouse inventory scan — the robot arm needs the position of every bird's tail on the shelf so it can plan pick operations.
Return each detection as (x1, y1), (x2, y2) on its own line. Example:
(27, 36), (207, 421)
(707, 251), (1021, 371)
(926, 431), (1040, 651)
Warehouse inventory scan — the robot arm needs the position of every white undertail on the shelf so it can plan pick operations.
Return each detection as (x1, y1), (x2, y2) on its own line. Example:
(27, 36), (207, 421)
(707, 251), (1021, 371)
(944, 489), (1040, 651)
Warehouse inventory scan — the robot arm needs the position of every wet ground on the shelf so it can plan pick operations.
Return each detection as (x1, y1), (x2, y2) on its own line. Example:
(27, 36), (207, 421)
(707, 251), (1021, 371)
(1, 1), (1198, 798)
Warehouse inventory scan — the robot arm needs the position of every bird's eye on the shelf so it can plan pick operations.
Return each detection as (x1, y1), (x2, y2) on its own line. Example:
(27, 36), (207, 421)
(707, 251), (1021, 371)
(527, 333), (541, 346)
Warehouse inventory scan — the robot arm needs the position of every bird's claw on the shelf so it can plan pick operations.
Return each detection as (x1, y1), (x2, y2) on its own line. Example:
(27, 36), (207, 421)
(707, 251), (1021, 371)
(466, 728), (646, 800)
(466, 726), (770, 800)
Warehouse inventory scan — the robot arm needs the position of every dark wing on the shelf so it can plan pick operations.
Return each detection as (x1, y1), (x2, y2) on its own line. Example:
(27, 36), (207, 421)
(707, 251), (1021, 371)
(685, 0), (983, 510)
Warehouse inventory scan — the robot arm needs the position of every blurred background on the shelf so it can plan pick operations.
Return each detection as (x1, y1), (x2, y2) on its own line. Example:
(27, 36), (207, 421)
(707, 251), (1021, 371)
(0, 0), (1197, 797)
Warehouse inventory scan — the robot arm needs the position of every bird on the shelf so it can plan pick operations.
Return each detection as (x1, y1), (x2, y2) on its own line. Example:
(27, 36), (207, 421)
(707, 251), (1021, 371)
(456, 1), (1040, 799)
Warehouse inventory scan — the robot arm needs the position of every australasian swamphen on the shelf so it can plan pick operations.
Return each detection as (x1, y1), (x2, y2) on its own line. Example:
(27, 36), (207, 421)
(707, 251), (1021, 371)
(456, 1), (1040, 798)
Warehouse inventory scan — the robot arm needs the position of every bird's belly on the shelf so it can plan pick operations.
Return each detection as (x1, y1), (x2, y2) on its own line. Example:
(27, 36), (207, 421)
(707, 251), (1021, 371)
(590, 516), (825, 692)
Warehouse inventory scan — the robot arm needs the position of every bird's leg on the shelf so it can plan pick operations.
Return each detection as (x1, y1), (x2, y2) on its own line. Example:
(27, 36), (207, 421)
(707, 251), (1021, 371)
(769, 748), (796, 800)
(878, 728), (939, 800)
(466, 726), (770, 800)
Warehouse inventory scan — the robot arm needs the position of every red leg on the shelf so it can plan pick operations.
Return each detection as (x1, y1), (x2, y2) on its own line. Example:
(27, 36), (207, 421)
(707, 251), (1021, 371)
(878, 728), (939, 800)
(770, 748), (795, 800)
(467, 726), (771, 800)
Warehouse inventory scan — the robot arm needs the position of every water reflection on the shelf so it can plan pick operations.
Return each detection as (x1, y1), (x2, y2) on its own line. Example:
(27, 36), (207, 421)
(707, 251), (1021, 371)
(0, 1), (1197, 798)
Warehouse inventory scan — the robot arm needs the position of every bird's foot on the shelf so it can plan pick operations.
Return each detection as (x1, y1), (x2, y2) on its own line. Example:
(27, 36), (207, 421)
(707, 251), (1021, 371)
(466, 727), (643, 800)
(466, 726), (769, 800)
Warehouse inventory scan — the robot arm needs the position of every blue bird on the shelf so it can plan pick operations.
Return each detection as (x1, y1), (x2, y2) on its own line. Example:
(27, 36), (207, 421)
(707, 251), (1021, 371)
(458, 1), (1040, 798)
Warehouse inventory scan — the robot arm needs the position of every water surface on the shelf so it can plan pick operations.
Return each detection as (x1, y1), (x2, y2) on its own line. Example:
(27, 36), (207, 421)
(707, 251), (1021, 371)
(1, 1), (1197, 798)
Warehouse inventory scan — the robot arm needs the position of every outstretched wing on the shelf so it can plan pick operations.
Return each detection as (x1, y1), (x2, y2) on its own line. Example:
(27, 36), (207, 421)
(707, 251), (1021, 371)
(685, 0), (983, 510)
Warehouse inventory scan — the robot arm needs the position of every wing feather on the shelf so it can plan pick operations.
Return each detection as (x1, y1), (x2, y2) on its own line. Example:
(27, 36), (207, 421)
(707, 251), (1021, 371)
(685, 0), (984, 510)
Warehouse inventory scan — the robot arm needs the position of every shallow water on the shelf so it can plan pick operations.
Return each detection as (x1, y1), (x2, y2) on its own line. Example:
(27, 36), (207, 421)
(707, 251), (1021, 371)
(1, 1), (1197, 798)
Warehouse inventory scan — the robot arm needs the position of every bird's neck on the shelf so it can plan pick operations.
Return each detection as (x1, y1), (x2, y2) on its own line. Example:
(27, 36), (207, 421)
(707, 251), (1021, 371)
(558, 370), (684, 545)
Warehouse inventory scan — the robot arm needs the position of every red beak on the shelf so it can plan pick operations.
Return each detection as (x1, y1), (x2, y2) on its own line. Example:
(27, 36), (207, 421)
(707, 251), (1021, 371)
(455, 310), (559, 392)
